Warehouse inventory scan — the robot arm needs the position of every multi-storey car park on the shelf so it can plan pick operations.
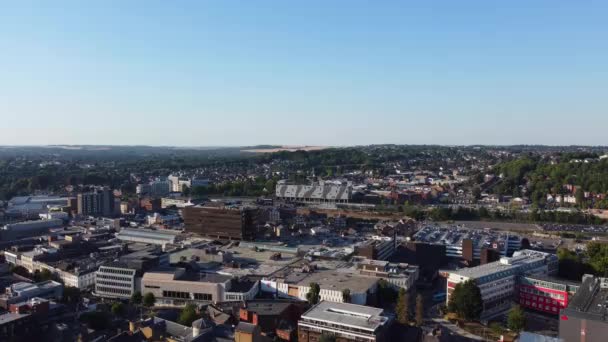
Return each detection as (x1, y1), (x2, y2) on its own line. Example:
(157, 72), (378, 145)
(414, 225), (522, 261)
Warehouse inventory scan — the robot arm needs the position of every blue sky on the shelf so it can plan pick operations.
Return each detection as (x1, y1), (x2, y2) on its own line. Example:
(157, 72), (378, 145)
(1, 1), (607, 146)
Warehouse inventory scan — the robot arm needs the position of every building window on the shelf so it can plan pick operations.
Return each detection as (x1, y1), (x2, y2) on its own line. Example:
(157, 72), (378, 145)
(163, 290), (190, 299)
(194, 293), (212, 301)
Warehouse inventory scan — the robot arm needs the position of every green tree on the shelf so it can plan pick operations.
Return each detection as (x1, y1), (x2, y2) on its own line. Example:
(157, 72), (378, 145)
(61, 286), (81, 305)
(143, 292), (156, 307)
(131, 291), (143, 305)
(447, 280), (483, 321)
(342, 289), (351, 303)
(111, 302), (126, 316)
(11, 265), (30, 278)
(507, 305), (526, 332)
(490, 322), (505, 336)
(178, 304), (200, 326)
(37, 269), (54, 282)
(415, 294), (424, 327)
(79, 311), (111, 331)
(306, 283), (321, 305)
(376, 279), (398, 307)
(586, 242), (608, 276)
(396, 288), (410, 324)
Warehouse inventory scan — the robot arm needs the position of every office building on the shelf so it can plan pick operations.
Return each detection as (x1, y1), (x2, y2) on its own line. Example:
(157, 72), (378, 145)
(0, 219), (63, 241)
(518, 275), (580, 315)
(95, 265), (139, 299)
(391, 241), (446, 283)
(147, 212), (180, 227)
(141, 268), (259, 306)
(298, 301), (392, 342)
(77, 187), (115, 216)
(116, 228), (180, 247)
(140, 197), (162, 211)
(0, 281), (63, 309)
(168, 174), (192, 192)
(275, 180), (352, 203)
(137, 180), (172, 197)
(263, 270), (378, 305)
(183, 205), (259, 241)
(559, 275), (608, 342)
(480, 247), (501, 265)
(239, 300), (307, 338)
(356, 259), (419, 291)
(5, 196), (70, 218)
(95, 248), (168, 299)
(446, 250), (558, 319)
(355, 239), (396, 261)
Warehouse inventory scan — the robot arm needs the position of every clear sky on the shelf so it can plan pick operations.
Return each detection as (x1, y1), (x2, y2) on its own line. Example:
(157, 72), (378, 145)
(1, 1), (607, 146)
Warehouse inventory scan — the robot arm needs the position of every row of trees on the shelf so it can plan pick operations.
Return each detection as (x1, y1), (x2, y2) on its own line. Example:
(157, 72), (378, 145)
(399, 204), (605, 225)
(189, 177), (278, 198)
(557, 242), (608, 280)
(395, 288), (424, 327)
(492, 156), (608, 209)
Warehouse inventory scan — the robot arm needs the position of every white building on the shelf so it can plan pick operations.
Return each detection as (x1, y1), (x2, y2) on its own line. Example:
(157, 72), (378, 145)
(275, 180), (352, 203)
(95, 265), (139, 299)
(115, 228), (180, 247)
(356, 259), (419, 291)
(446, 249), (558, 319)
(147, 213), (181, 227)
(298, 301), (391, 342)
(168, 175), (191, 193)
(262, 270), (377, 305)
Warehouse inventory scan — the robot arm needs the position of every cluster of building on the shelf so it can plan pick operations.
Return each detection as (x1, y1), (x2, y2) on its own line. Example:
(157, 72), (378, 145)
(4, 175), (607, 342)
(136, 174), (210, 197)
(446, 249), (559, 319)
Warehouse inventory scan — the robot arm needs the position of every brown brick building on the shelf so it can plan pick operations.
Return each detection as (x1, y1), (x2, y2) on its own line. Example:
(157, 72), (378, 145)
(183, 206), (259, 241)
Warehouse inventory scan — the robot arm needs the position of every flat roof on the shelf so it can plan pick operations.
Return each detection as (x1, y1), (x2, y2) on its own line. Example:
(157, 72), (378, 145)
(290, 270), (377, 293)
(520, 275), (580, 287)
(243, 300), (293, 315)
(564, 276), (608, 321)
(0, 312), (30, 324)
(449, 260), (514, 279)
(301, 301), (388, 332)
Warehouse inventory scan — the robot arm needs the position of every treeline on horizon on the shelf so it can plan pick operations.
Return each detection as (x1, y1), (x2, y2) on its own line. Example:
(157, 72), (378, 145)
(487, 152), (608, 209)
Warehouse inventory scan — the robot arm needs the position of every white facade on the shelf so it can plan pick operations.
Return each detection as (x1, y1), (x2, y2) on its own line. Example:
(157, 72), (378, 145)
(223, 280), (260, 302)
(95, 265), (138, 298)
(260, 279), (370, 305)
(446, 250), (558, 319)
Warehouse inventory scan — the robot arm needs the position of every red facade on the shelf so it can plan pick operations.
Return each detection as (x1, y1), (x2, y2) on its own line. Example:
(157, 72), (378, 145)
(518, 284), (568, 315)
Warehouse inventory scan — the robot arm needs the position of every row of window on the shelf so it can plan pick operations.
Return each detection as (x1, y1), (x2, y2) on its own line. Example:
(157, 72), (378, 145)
(97, 286), (132, 296)
(100, 268), (134, 276)
(520, 299), (559, 312)
(96, 274), (133, 282)
(519, 293), (561, 305)
(160, 290), (213, 301)
(163, 290), (190, 299)
(520, 287), (565, 300)
(96, 280), (131, 288)
(194, 293), (212, 301)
